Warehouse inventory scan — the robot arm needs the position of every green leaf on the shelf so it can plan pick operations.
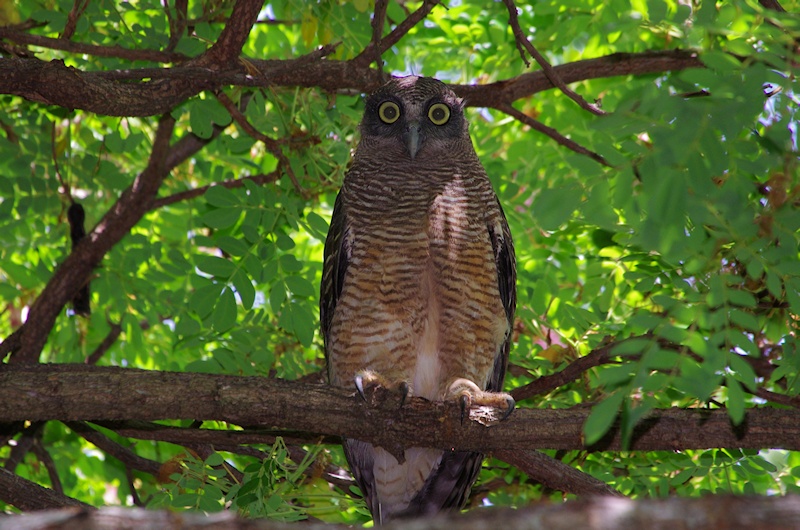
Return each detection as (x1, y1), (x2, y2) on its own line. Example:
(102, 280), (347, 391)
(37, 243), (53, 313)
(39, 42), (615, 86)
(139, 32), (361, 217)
(205, 453), (224, 466)
(279, 254), (304, 273)
(305, 211), (330, 240)
(205, 186), (240, 207)
(700, 51), (742, 72)
(201, 207), (242, 230)
(532, 185), (582, 231)
(216, 235), (250, 257)
(729, 309), (759, 333)
(725, 375), (745, 426)
(231, 269), (256, 310)
(213, 287), (237, 332)
(727, 352), (758, 392)
(276, 233), (296, 250)
(189, 284), (223, 319)
(584, 391), (624, 445)
(269, 283), (287, 313)
(284, 275), (316, 298)
(190, 102), (214, 139)
(196, 256), (236, 278)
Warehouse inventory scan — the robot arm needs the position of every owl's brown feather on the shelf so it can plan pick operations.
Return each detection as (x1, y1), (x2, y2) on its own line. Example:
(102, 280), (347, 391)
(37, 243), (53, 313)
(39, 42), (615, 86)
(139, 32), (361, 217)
(321, 76), (516, 524)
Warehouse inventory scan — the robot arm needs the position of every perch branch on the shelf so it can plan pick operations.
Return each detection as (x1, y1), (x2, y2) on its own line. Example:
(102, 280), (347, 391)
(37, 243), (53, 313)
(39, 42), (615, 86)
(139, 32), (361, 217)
(0, 365), (798, 454)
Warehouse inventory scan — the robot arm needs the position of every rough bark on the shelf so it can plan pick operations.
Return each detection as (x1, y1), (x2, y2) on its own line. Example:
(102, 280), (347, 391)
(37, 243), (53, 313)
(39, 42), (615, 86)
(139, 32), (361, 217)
(0, 364), (798, 454)
(0, 51), (702, 117)
(1, 496), (799, 529)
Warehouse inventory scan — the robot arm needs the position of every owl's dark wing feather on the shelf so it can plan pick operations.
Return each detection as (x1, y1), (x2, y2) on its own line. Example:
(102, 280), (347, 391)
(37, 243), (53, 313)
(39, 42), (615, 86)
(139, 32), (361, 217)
(400, 451), (483, 520)
(488, 198), (517, 394)
(321, 195), (385, 517)
(320, 192), (350, 365)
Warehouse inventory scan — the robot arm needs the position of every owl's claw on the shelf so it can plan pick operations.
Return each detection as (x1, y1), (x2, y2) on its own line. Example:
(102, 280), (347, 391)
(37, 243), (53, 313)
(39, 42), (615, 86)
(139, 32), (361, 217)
(399, 381), (410, 407)
(501, 395), (516, 421)
(353, 371), (410, 407)
(459, 394), (470, 425)
(448, 378), (515, 426)
(355, 374), (369, 402)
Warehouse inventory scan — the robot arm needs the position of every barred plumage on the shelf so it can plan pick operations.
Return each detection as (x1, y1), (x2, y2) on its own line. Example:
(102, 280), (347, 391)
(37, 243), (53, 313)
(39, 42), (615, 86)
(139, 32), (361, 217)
(321, 76), (516, 524)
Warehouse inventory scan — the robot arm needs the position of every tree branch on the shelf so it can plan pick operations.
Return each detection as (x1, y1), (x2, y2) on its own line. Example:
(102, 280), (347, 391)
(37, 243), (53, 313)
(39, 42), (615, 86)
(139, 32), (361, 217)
(0, 365), (798, 453)
(454, 50), (702, 107)
(496, 103), (611, 166)
(8, 115), (176, 364)
(213, 90), (302, 192)
(358, 0), (440, 61)
(0, 49), (702, 117)
(196, 0), (263, 66)
(63, 422), (162, 477)
(61, 0), (91, 41)
(151, 171), (281, 210)
(3, 496), (800, 529)
(494, 449), (624, 497)
(0, 468), (92, 511)
(0, 27), (188, 63)
(501, 0), (606, 116)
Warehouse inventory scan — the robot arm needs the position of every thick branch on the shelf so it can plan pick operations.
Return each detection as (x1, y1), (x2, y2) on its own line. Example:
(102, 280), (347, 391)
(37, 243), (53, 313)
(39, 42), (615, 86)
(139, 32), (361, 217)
(196, 0), (263, 66)
(0, 365), (798, 453)
(455, 50), (702, 107)
(3, 496), (800, 529)
(0, 51), (702, 117)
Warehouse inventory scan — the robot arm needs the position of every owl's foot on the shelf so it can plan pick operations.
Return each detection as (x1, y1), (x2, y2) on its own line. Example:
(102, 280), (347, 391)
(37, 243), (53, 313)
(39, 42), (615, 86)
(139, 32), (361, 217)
(354, 370), (410, 406)
(447, 378), (515, 426)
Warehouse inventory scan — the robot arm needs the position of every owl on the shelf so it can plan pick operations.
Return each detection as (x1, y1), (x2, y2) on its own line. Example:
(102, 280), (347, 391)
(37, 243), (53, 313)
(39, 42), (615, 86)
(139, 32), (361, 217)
(320, 76), (516, 523)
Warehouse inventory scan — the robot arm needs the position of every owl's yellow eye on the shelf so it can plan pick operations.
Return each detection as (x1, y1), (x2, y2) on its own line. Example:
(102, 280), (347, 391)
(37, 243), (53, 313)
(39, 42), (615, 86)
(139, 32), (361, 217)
(427, 103), (450, 125)
(378, 101), (401, 124)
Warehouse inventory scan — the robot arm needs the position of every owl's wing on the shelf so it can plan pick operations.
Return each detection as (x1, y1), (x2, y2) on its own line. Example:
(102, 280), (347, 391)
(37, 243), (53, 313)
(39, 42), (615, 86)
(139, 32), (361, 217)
(487, 197), (517, 393)
(320, 191), (350, 363)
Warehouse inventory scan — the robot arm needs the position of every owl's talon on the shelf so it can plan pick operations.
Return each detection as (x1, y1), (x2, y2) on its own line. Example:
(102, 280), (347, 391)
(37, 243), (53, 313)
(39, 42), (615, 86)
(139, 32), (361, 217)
(355, 374), (368, 402)
(501, 396), (516, 421)
(399, 381), (410, 407)
(459, 394), (470, 425)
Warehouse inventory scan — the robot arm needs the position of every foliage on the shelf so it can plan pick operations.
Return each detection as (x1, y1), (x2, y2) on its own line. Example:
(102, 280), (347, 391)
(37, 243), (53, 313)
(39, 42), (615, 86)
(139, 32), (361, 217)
(1, 0), (799, 522)
(151, 438), (340, 522)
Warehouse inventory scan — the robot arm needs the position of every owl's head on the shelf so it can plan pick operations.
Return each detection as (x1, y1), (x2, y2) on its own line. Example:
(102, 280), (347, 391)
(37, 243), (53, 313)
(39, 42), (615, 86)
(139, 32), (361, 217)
(359, 76), (469, 161)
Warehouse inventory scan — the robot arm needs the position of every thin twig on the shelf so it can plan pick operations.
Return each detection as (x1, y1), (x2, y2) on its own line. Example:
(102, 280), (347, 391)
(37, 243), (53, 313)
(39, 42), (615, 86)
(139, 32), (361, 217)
(359, 0), (389, 71)
(31, 438), (64, 494)
(51, 121), (71, 199)
(502, 0), (606, 116)
(84, 322), (123, 365)
(61, 0), (91, 41)
(64, 422), (162, 476)
(0, 27), (188, 63)
(213, 90), (302, 193)
(378, 0), (439, 54)
(163, 0), (188, 53)
(496, 103), (611, 167)
(152, 171), (281, 210)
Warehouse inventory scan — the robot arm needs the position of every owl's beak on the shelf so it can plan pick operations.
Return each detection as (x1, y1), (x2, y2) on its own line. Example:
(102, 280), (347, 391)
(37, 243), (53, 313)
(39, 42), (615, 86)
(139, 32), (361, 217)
(404, 122), (422, 160)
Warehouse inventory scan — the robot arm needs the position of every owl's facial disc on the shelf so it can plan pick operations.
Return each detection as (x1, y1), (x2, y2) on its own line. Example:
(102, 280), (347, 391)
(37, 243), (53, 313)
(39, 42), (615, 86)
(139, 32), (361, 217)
(404, 121), (422, 160)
